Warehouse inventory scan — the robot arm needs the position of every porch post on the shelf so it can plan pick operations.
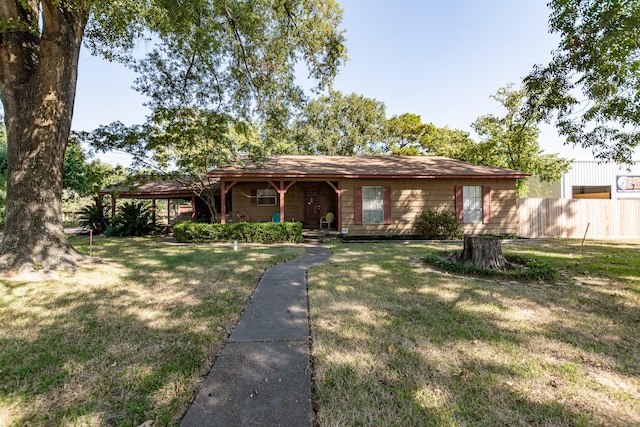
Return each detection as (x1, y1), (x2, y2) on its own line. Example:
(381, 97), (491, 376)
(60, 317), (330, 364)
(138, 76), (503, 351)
(191, 196), (196, 220)
(268, 181), (297, 223)
(168, 199), (171, 224)
(220, 181), (227, 224)
(325, 180), (343, 231)
(151, 198), (157, 223)
(111, 195), (116, 218)
(337, 181), (343, 231)
(219, 181), (239, 224)
(279, 181), (285, 222)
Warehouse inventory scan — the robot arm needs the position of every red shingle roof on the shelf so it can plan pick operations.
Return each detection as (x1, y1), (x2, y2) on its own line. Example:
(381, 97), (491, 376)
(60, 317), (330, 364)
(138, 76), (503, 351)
(207, 155), (530, 179)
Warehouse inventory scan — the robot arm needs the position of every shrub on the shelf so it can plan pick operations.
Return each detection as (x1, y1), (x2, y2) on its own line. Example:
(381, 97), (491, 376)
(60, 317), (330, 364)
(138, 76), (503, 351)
(77, 196), (110, 233)
(414, 209), (463, 240)
(172, 221), (303, 243)
(106, 200), (159, 237)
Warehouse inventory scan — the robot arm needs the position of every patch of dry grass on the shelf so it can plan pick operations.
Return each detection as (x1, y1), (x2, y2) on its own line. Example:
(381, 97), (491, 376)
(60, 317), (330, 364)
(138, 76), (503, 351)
(0, 236), (303, 426)
(309, 239), (640, 426)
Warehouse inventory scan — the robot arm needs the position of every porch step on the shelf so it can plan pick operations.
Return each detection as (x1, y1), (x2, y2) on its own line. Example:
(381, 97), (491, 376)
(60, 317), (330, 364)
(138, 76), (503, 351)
(302, 230), (326, 243)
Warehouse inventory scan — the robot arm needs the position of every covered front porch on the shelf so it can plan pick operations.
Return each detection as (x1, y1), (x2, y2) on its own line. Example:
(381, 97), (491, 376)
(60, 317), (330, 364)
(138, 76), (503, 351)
(219, 179), (342, 230)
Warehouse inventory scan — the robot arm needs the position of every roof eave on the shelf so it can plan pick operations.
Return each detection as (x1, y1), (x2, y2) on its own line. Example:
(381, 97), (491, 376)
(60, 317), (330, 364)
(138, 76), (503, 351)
(207, 173), (531, 180)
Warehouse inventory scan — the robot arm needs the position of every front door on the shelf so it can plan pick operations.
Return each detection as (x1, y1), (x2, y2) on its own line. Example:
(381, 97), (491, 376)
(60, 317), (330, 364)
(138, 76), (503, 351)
(303, 189), (321, 228)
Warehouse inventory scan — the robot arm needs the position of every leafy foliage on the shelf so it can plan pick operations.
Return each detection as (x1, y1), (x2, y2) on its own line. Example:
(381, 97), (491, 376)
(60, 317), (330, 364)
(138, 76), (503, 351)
(524, 0), (640, 163)
(76, 197), (110, 234)
(84, 110), (259, 221)
(426, 85), (571, 197)
(106, 201), (159, 237)
(64, 136), (128, 198)
(471, 85), (571, 196)
(414, 209), (463, 240)
(126, 2), (345, 124)
(422, 127), (479, 160)
(172, 220), (303, 243)
(0, 0), (346, 268)
(277, 90), (387, 155)
(385, 113), (435, 155)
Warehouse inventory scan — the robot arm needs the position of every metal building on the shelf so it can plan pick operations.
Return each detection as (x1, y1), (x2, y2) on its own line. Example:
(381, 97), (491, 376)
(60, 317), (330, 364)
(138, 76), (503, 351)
(561, 160), (640, 200)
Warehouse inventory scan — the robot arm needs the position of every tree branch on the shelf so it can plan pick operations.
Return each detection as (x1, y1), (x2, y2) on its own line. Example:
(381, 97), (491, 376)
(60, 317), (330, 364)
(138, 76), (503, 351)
(224, 7), (262, 105)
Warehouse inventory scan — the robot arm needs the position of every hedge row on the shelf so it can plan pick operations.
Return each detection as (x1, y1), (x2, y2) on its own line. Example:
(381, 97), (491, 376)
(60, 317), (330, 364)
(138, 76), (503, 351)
(172, 220), (303, 243)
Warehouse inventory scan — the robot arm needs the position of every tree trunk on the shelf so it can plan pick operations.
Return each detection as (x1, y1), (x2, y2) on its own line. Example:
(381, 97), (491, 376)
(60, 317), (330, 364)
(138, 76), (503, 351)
(0, 2), (89, 271)
(457, 235), (511, 270)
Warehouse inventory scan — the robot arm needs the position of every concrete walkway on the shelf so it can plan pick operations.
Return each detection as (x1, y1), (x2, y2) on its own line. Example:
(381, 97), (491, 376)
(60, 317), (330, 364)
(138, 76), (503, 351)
(181, 246), (332, 427)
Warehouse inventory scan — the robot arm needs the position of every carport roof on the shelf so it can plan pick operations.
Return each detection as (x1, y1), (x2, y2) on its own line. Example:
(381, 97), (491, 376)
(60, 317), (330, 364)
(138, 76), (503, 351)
(99, 178), (219, 198)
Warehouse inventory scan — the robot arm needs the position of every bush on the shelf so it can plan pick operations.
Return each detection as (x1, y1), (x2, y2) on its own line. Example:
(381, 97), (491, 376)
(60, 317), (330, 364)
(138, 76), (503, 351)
(77, 197), (110, 233)
(106, 201), (159, 237)
(172, 221), (303, 243)
(414, 209), (463, 240)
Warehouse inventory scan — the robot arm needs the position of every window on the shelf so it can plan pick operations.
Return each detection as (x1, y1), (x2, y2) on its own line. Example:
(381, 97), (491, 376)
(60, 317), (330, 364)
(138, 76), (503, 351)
(355, 186), (391, 225)
(463, 186), (483, 223)
(455, 185), (491, 224)
(362, 186), (384, 224)
(257, 188), (277, 206)
(572, 185), (611, 199)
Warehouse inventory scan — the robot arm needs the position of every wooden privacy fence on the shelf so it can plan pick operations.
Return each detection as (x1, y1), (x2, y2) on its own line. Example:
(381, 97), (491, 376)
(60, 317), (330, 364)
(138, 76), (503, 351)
(517, 198), (640, 238)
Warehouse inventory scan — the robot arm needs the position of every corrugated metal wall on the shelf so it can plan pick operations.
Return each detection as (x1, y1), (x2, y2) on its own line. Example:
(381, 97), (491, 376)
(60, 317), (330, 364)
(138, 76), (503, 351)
(562, 161), (640, 199)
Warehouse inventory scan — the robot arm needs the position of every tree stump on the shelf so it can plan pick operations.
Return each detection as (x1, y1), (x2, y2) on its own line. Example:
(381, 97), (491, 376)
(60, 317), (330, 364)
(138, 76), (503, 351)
(456, 235), (511, 270)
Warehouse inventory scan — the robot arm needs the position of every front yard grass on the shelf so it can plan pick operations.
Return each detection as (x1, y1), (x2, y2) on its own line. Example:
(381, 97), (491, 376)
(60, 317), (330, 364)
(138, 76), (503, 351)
(309, 239), (640, 426)
(0, 236), (303, 426)
(2, 237), (639, 426)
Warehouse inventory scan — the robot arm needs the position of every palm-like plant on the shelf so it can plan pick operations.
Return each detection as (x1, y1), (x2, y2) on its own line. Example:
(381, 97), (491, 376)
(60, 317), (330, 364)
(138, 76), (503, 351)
(77, 197), (110, 234)
(106, 201), (158, 237)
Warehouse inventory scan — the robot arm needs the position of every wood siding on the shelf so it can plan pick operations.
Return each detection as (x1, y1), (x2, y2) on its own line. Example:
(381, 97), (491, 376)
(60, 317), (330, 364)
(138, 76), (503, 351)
(228, 178), (520, 236)
(518, 198), (640, 238)
(231, 182), (338, 224)
(341, 178), (518, 236)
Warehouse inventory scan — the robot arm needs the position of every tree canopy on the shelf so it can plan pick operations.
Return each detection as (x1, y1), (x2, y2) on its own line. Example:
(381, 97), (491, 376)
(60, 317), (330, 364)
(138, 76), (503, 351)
(385, 113), (435, 156)
(525, 0), (640, 163)
(278, 90), (387, 155)
(472, 85), (571, 196)
(85, 108), (262, 220)
(424, 85), (571, 197)
(63, 137), (128, 199)
(0, 0), (346, 270)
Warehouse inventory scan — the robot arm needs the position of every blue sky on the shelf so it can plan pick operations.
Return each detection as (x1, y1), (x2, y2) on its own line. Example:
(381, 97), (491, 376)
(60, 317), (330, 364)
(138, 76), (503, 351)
(72, 1), (610, 166)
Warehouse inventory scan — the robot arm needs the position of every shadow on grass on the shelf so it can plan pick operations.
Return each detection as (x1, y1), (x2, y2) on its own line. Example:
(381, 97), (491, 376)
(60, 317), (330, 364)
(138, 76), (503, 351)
(0, 236), (303, 426)
(309, 242), (640, 426)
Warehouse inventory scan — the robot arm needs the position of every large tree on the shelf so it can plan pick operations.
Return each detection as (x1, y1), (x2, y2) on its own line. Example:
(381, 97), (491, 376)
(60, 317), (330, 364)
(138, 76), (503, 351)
(86, 108), (261, 222)
(424, 86), (571, 197)
(384, 113), (435, 156)
(63, 136), (127, 199)
(423, 126), (483, 162)
(0, 116), (6, 226)
(525, 0), (640, 163)
(472, 85), (571, 196)
(281, 90), (387, 155)
(0, 1), (345, 270)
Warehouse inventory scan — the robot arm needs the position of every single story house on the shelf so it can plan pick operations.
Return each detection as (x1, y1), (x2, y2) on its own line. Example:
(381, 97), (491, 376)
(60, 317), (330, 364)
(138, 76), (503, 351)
(207, 155), (530, 236)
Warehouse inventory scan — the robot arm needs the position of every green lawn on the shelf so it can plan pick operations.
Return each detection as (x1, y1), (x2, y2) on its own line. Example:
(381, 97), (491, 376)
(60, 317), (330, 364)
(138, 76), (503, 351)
(1, 237), (639, 426)
(308, 239), (640, 426)
(0, 236), (303, 426)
